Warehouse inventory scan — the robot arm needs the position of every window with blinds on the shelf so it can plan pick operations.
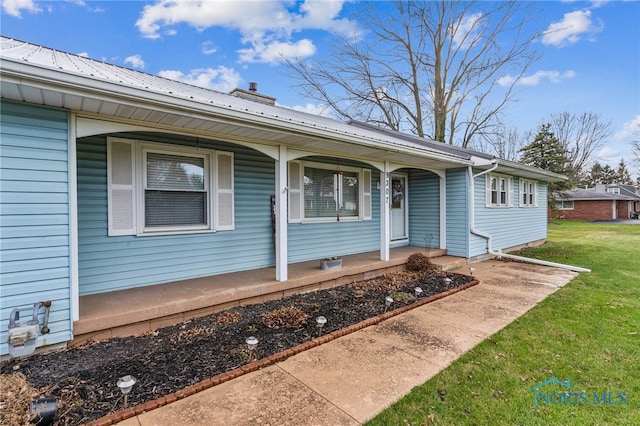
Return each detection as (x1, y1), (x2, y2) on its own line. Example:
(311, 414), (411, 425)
(288, 160), (371, 222)
(144, 152), (207, 227)
(107, 137), (234, 236)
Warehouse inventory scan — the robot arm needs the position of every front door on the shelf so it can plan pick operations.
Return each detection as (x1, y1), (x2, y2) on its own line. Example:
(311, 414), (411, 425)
(390, 174), (408, 241)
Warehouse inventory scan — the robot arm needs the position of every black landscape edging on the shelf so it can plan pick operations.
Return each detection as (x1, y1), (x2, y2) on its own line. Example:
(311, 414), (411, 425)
(86, 278), (479, 426)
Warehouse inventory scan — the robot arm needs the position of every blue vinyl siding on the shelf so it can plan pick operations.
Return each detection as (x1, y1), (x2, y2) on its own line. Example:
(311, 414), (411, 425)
(77, 134), (276, 295)
(471, 173), (548, 257)
(445, 168), (470, 257)
(288, 167), (380, 263)
(408, 169), (440, 248)
(0, 100), (73, 356)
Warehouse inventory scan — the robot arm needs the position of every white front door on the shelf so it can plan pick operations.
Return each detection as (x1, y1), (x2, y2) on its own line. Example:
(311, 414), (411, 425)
(390, 174), (408, 241)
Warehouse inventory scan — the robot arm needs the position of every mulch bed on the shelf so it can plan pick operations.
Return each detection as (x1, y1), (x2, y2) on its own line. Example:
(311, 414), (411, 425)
(1, 268), (475, 426)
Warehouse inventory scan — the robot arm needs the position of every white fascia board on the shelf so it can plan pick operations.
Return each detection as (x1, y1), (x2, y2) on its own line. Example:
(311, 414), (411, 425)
(2, 58), (471, 167)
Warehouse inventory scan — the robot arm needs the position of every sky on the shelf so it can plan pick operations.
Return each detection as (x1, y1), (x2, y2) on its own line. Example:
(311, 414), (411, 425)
(1, 0), (639, 176)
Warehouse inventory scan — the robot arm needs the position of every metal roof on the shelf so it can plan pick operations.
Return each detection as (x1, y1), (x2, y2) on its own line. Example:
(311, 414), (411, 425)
(0, 35), (564, 181)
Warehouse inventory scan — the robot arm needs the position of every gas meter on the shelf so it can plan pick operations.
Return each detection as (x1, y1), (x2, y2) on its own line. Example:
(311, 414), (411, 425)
(7, 301), (51, 358)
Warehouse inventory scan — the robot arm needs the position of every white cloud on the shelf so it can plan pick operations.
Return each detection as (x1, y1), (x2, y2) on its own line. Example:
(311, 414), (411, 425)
(238, 38), (316, 64)
(614, 115), (640, 141)
(158, 66), (242, 93)
(77, 52), (89, 58)
(542, 10), (603, 47)
(124, 54), (145, 69)
(289, 102), (335, 118)
(596, 145), (622, 166)
(201, 40), (217, 55)
(497, 70), (576, 86)
(135, 0), (356, 64)
(452, 12), (483, 50)
(1, 0), (42, 17)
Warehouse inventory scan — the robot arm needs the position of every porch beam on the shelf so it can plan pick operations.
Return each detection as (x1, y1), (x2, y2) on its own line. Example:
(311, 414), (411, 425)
(275, 145), (288, 281)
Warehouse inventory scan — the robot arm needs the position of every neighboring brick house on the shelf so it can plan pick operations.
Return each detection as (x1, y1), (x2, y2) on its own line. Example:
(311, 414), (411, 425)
(550, 184), (640, 221)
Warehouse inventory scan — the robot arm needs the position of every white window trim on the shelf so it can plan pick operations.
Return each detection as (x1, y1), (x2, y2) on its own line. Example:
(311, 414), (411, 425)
(107, 137), (234, 236)
(289, 160), (372, 223)
(520, 179), (538, 208)
(555, 200), (574, 210)
(485, 173), (513, 208)
(139, 144), (212, 234)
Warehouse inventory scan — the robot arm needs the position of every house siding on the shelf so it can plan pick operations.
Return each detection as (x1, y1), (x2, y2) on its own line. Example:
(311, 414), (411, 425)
(77, 134), (276, 295)
(287, 167), (380, 263)
(445, 168), (469, 257)
(408, 169), (441, 248)
(0, 100), (73, 356)
(472, 173), (548, 257)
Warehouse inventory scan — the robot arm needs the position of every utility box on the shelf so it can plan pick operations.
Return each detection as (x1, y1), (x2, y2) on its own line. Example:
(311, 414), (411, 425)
(8, 305), (44, 358)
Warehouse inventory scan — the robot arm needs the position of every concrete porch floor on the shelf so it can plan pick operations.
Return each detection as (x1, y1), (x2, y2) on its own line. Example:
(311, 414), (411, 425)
(73, 247), (462, 346)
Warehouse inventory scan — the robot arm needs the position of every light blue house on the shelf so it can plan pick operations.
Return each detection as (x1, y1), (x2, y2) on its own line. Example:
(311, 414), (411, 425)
(0, 36), (566, 357)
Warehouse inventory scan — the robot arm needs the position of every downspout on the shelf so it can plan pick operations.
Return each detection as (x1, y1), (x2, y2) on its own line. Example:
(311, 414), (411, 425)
(468, 163), (591, 273)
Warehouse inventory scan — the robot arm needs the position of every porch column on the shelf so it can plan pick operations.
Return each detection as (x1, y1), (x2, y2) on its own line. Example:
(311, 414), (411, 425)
(439, 174), (447, 250)
(380, 162), (390, 261)
(275, 145), (288, 281)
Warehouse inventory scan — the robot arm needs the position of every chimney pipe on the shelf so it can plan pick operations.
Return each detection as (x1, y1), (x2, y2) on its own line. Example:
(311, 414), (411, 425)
(249, 82), (257, 92)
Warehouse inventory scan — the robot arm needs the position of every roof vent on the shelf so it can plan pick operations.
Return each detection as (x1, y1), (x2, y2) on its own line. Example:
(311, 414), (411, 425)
(229, 82), (276, 106)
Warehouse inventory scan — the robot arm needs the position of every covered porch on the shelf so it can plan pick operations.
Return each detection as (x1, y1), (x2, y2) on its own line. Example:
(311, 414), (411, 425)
(71, 247), (466, 347)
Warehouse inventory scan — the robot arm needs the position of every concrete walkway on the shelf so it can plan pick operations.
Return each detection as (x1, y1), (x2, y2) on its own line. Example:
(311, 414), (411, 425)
(116, 260), (578, 426)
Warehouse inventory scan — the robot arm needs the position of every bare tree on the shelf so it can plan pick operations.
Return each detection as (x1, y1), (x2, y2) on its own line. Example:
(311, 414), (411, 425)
(547, 112), (612, 179)
(470, 126), (531, 161)
(633, 140), (640, 177)
(286, 1), (541, 147)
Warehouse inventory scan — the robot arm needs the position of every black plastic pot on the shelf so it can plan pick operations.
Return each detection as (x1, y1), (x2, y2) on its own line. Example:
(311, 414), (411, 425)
(30, 397), (57, 426)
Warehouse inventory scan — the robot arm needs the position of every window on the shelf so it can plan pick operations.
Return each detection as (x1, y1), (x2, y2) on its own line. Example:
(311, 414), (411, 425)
(520, 179), (538, 207)
(486, 174), (513, 207)
(144, 151), (207, 228)
(288, 161), (371, 222)
(555, 200), (574, 210)
(606, 187), (620, 194)
(107, 138), (234, 236)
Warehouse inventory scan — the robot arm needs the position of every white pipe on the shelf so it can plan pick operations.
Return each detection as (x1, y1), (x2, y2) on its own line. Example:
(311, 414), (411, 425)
(468, 165), (591, 273)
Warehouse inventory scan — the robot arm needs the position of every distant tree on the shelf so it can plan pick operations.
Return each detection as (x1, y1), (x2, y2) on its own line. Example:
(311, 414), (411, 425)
(547, 111), (612, 181)
(578, 161), (604, 188)
(471, 126), (529, 161)
(632, 139), (640, 178)
(519, 123), (572, 192)
(615, 158), (633, 185)
(286, 1), (541, 147)
(599, 164), (617, 185)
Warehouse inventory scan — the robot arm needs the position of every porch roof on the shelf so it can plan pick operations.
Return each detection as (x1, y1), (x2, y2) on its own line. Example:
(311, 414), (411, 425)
(0, 36), (469, 171)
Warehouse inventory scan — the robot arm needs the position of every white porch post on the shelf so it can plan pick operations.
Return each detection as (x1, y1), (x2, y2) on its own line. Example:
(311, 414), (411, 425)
(439, 174), (447, 249)
(380, 162), (390, 261)
(275, 145), (288, 281)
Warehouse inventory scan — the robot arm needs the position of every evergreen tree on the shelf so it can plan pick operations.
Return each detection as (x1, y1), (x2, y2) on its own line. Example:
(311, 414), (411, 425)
(578, 161), (603, 187)
(600, 165), (617, 184)
(519, 124), (572, 192)
(615, 158), (633, 185)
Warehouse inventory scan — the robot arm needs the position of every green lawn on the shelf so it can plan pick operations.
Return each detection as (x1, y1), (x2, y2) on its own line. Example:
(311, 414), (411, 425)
(366, 220), (640, 425)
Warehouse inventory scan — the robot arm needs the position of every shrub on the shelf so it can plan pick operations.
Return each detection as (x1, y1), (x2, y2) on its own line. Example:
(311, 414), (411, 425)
(213, 311), (242, 324)
(406, 252), (436, 272)
(262, 306), (309, 329)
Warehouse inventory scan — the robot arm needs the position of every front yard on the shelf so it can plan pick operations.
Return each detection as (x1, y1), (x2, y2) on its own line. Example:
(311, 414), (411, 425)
(367, 220), (640, 425)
